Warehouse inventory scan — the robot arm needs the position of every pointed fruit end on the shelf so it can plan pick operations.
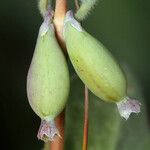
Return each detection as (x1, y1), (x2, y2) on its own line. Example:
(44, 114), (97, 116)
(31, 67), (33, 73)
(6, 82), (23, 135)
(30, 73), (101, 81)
(117, 97), (141, 120)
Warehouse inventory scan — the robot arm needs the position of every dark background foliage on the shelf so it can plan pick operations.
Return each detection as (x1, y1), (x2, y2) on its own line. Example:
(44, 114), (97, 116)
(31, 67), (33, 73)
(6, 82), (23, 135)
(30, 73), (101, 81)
(0, 0), (149, 149)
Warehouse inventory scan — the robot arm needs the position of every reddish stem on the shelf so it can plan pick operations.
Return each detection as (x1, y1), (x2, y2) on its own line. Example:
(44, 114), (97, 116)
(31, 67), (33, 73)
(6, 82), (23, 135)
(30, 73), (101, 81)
(53, 0), (67, 50)
(82, 86), (89, 150)
(50, 111), (65, 150)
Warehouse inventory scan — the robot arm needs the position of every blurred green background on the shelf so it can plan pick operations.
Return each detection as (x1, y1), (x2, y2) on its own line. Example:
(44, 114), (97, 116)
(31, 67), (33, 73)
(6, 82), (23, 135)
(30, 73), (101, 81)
(0, 0), (150, 149)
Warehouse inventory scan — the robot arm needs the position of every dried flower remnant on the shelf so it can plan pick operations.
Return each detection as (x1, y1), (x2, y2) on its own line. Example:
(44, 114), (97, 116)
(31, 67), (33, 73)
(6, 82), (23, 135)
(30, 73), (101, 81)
(117, 97), (141, 120)
(37, 120), (61, 142)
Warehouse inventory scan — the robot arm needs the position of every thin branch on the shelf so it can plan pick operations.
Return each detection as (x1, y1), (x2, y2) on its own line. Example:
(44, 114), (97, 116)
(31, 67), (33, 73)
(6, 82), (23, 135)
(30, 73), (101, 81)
(50, 111), (65, 150)
(82, 86), (89, 150)
(53, 0), (67, 50)
(75, 0), (80, 11)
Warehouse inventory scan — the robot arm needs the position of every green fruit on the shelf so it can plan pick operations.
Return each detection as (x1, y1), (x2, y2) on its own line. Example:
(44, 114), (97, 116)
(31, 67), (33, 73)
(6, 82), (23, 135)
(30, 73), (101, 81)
(27, 20), (70, 141)
(64, 11), (140, 119)
(64, 11), (126, 103)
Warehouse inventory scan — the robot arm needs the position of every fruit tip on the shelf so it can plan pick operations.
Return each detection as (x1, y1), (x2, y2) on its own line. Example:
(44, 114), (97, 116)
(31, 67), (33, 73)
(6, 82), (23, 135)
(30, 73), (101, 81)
(117, 97), (141, 120)
(37, 119), (60, 142)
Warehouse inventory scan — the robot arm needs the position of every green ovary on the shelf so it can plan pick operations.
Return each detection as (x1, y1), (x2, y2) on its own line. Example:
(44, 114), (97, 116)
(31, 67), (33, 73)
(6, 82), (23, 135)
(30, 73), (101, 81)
(27, 24), (70, 120)
(65, 23), (126, 103)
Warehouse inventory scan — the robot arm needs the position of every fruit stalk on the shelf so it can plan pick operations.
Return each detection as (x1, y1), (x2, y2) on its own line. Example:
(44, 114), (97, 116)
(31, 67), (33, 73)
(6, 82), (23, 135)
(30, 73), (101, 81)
(82, 86), (89, 150)
(53, 0), (67, 50)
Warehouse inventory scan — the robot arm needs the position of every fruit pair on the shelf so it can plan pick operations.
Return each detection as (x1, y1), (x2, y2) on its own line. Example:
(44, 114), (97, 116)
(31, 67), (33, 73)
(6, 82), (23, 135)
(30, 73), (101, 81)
(26, 8), (140, 142)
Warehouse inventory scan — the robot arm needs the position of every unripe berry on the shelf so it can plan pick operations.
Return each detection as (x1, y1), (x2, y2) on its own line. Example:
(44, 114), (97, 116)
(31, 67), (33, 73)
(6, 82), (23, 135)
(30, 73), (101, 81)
(63, 11), (140, 119)
(27, 19), (70, 141)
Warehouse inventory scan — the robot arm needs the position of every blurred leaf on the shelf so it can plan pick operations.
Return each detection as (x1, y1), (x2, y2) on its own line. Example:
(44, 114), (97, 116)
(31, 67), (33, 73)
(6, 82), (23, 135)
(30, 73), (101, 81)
(116, 65), (150, 150)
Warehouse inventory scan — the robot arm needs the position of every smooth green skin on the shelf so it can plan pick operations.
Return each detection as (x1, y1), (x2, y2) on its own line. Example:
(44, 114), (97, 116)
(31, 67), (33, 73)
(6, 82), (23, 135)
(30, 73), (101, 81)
(65, 23), (126, 102)
(27, 24), (70, 121)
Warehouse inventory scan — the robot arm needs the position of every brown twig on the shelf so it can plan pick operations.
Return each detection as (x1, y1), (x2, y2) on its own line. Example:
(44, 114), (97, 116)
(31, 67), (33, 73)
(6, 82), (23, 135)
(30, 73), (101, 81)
(50, 0), (67, 150)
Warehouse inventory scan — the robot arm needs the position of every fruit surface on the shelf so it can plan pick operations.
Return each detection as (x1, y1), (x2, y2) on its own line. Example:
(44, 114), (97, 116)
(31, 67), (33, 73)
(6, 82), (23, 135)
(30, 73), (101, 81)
(64, 15), (126, 103)
(27, 22), (70, 121)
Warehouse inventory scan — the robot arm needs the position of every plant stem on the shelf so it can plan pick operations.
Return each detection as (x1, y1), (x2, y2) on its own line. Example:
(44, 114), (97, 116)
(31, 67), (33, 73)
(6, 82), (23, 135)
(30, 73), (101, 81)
(82, 86), (89, 150)
(74, 1), (89, 149)
(75, 0), (80, 11)
(53, 0), (67, 50)
(50, 0), (67, 150)
(50, 111), (65, 150)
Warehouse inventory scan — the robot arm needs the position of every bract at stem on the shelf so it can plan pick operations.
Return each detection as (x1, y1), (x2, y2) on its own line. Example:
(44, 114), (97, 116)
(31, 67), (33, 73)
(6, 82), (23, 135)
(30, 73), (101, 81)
(64, 11), (82, 33)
